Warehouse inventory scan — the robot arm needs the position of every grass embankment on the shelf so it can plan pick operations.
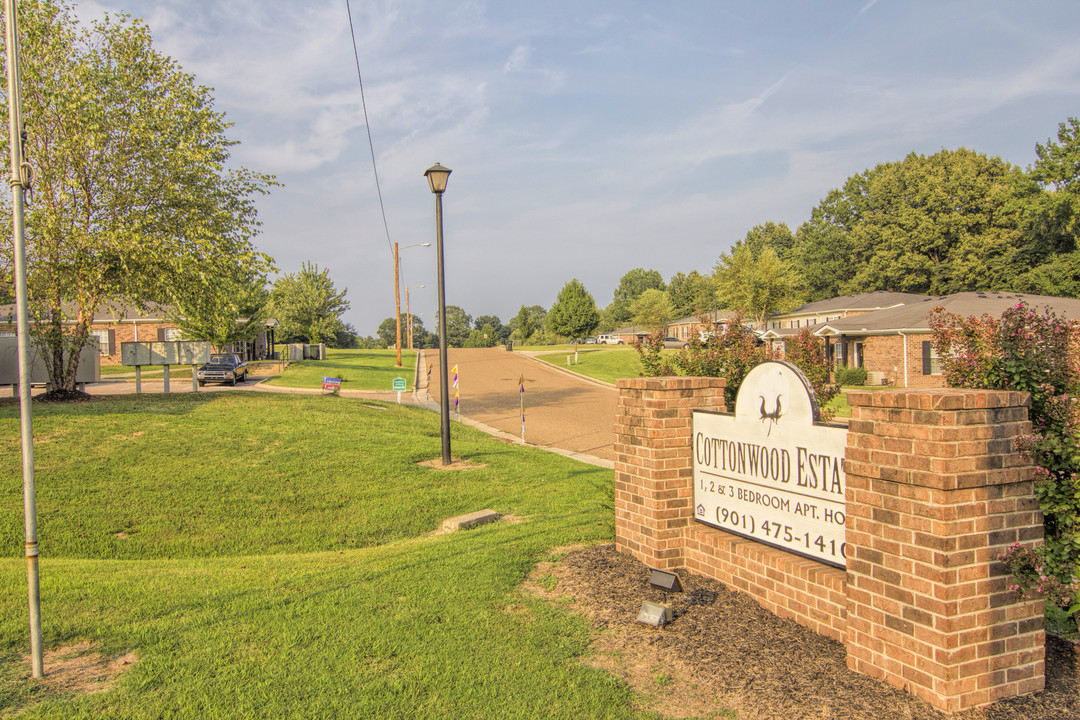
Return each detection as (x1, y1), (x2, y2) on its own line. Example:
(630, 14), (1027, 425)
(0, 392), (658, 718)
(262, 348), (417, 391)
(534, 346), (643, 385)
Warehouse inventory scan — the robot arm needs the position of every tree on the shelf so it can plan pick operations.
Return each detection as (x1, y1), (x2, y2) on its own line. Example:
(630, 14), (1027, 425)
(603, 268), (665, 329)
(667, 270), (717, 318)
(629, 288), (673, 331)
(473, 314), (508, 344)
(436, 305), (472, 347)
(377, 315), (407, 349)
(547, 279), (600, 341)
(1015, 117), (1080, 297)
(790, 148), (1039, 299)
(170, 282), (271, 350)
(715, 245), (802, 325)
(509, 305), (546, 342)
(0, 1), (275, 393)
(270, 262), (349, 344)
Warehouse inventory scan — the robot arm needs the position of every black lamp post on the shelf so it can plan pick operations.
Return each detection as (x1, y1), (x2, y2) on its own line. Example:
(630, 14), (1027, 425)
(424, 162), (452, 464)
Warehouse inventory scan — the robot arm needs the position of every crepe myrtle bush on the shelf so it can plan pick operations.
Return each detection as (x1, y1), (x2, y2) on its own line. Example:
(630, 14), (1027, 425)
(637, 317), (836, 418)
(930, 302), (1080, 614)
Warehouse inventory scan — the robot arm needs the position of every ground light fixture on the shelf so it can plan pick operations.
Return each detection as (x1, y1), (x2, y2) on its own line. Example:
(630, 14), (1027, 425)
(425, 162), (452, 464)
(649, 568), (684, 593)
(637, 601), (673, 627)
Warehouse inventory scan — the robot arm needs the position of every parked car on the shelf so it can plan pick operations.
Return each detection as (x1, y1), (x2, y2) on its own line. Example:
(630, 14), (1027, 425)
(656, 336), (690, 350)
(196, 353), (248, 386)
(582, 336), (597, 344)
(596, 335), (625, 345)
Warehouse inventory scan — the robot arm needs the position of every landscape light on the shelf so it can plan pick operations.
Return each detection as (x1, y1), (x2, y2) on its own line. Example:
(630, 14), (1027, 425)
(637, 601), (673, 627)
(649, 568), (683, 593)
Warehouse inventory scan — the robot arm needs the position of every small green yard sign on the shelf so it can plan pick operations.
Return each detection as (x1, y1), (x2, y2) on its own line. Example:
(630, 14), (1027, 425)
(392, 377), (407, 392)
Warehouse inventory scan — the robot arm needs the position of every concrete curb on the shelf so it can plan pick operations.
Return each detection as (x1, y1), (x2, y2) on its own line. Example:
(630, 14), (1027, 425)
(518, 350), (619, 390)
(410, 349), (613, 470)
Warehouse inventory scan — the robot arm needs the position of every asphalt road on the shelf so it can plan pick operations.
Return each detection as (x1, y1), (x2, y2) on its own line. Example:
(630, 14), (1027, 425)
(419, 347), (617, 465)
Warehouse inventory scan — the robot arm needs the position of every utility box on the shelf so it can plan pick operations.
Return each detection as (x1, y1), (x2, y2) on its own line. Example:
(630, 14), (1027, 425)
(0, 336), (101, 386)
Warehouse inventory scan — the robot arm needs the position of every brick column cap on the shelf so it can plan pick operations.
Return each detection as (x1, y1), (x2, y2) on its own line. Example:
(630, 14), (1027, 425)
(617, 376), (727, 391)
(847, 388), (1029, 410)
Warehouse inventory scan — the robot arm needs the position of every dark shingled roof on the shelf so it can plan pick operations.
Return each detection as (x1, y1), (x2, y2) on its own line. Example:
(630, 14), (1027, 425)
(816, 291), (1080, 335)
(785, 291), (931, 316)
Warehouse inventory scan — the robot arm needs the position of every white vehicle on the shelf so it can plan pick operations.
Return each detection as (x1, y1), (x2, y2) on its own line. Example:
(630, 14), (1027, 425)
(596, 334), (624, 345)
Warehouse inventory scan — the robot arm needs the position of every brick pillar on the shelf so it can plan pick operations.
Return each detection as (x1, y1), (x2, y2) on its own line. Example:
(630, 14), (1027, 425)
(844, 389), (1043, 713)
(614, 377), (726, 569)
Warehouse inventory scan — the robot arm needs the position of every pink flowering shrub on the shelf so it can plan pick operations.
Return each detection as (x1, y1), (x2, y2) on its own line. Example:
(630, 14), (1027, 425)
(638, 317), (836, 419)
(930, 302), (1080, 612)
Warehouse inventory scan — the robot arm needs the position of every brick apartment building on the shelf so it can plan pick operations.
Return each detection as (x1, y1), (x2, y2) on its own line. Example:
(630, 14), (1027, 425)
(0, 303), (276, 365)
(661, 290), (1080, 389)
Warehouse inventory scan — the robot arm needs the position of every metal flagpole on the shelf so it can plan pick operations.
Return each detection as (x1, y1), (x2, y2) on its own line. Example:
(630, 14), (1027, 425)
(5, 0), (43, 678)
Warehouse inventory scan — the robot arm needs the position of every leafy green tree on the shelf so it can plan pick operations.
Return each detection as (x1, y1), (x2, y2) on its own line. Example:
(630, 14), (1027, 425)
(715, 245), (802, 325)
(170, 282), (271, 350)
(547, 279), (600, 341)
(629, 288), (673, 331)
(473, 314), (508, 344)
(1014, 117), (1080, 297)
(333, 323), (360, 349)
(791, 148), (1038, 299)
(603, 268), (665, 329)
(437, 305), (472, 347)
(667, 270), (717, 318)
(509, 305), (546, 341)
(377, 315), (408, 348)
(0, 0), (275, 393)
(270, 262), (349, 344)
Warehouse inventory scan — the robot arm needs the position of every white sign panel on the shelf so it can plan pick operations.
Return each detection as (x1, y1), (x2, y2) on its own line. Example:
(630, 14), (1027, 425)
(693, 361), (848, 568)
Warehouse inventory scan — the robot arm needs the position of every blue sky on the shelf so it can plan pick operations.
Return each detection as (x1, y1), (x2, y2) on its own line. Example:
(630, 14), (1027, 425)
(79, 0), (1080, 336)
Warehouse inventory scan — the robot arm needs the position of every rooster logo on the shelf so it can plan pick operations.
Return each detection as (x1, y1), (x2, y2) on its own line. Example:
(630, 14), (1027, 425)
(759, 394), (783, 436)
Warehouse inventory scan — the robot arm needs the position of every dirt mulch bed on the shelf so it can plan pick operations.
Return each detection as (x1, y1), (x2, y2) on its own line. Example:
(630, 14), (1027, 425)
(527, 543), (1079, 720)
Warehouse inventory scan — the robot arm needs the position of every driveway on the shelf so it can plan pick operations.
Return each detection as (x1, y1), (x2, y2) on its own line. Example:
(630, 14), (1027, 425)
(419, 348), (617, 465)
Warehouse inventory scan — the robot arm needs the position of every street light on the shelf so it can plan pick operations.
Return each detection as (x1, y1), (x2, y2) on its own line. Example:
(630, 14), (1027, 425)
(406, 284), (425, 350)
(424, 162), (452, 464)
(393, 241), (430, 367)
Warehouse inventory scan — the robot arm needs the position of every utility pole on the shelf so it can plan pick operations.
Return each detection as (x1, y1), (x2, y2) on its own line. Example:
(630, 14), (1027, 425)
(5, 0), (43, 678)
(394, 241), (402, 367)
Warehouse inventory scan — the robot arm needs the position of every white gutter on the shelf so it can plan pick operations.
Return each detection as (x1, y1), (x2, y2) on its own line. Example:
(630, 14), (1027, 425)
(899, 331), (908, 388)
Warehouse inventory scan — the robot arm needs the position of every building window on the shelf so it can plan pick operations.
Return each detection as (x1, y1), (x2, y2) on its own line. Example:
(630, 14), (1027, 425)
(921, 340), (943, 375)
(89, 328), (114, 355)
(162, 327), (183, 341)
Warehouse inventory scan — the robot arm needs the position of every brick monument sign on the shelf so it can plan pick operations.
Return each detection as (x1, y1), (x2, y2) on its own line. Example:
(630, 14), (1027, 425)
(615, 362), (1043, 714)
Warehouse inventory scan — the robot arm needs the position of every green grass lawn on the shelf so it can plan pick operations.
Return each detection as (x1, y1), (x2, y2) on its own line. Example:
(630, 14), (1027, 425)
(0, 393), (661, 718)
(534, 346), (644, 385)
(262, 349), (417, 391)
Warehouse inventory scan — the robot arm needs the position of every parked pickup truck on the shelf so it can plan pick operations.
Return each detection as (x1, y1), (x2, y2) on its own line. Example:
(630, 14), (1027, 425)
(196, 353), (248, 386)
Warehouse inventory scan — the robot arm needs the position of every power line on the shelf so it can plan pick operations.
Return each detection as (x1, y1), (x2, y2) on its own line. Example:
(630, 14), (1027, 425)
(345, 0), (395, 263)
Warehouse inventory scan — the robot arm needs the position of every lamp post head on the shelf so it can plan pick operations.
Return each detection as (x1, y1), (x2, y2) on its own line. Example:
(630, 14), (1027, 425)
(424, 163), (452, 194)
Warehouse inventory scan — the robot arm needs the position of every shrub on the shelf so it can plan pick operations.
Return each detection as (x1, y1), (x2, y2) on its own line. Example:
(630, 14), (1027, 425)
(835, 366), (868, 386)
(930, 302), (1080, 618)
(637, 317), (835, 417)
